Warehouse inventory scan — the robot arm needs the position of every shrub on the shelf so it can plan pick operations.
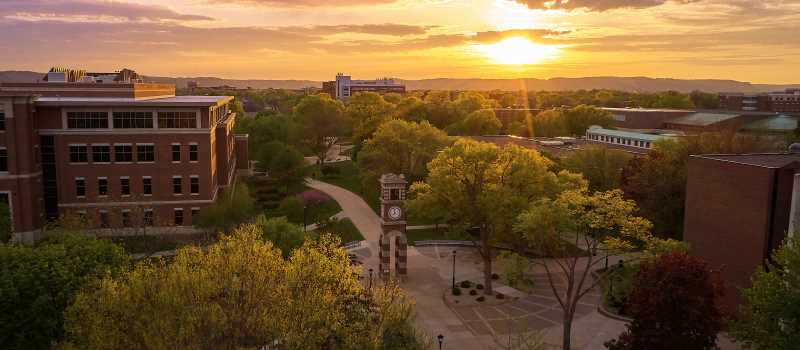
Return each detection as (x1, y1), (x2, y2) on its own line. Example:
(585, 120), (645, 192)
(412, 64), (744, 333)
(476, 296), (485, 302)
(497, 251), (526, 287)
(491, 273), (500, 280)
(476, 284), (484, 290)
(321, 166), (340, 177)
(460, 280), (472, 288)
(469, 290), (478, 296)
(277, 196), (304, 223)
(496, 293), (505, 300)
(451, 287), (461, 296)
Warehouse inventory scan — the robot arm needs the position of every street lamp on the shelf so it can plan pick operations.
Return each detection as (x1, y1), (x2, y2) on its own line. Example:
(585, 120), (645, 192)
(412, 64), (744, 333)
(437, 334), (444, 350)
(452, 250), (457, 290)
(303, 205), (308, 232)
(368, 268), (374, 292)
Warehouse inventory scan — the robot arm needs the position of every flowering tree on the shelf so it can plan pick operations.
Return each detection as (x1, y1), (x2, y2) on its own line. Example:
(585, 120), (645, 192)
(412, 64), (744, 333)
(605, 252), (724, 350)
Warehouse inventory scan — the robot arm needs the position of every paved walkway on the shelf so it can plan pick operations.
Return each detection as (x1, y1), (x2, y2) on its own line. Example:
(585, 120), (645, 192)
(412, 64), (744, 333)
(306, 178), (628, 349)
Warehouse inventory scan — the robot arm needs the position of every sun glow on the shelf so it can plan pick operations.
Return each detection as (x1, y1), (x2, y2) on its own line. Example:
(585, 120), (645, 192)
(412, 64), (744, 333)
(475, 37), (561, 65)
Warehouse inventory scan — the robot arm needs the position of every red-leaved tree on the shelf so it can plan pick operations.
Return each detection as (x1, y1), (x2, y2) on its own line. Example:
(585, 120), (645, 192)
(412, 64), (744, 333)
(605, 252), (724, 350)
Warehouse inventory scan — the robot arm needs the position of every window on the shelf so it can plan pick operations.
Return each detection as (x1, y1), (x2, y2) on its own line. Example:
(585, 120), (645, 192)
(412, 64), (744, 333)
(173, 176), (182, 195)
(0, 148), (6, 172)
(174, 208), (184, 226)
(142, 177), (152, 195)
(121, 210), (131, 227)
(158, 111), (197, 128)
(172, 144), (181, 162)
(67, 111), (108, 129)
(191, 208), (200, 220)
(91, 145), (111, 163)
(120, 177), (130, 196)
(75, 178), (86, 197)
(189, 144), (198, 162)
(190, 176), (199, 194)
(99, 210), (109, 228)
(98, 178), (108, 196)
(0, 111), (5, 130)
(144, 209), (154, 226)
(113, 111), (153, 128)
(136, 144), (155, 162)
(114, 145), (133, 162)
(69, 145), (88, 163)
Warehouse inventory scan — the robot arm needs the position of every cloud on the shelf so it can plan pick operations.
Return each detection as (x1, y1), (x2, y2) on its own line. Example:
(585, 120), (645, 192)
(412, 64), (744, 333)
(472, 29), (570, 43)
(286, 24), (432, 36)
(0, 0), (212, 22)
(515, 0), (697, 12)
(206, 0), (398, 7)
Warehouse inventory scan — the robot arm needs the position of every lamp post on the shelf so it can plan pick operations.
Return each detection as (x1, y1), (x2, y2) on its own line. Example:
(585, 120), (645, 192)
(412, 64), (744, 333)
(303, 205), (308, 232)
(452, 250), (457, 290)
(437, 334), (444, 350)
(368, 268), (373, 292)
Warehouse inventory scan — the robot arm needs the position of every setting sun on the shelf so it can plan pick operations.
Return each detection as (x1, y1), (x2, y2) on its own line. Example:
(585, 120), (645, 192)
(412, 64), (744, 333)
(475, 37), (561, 65)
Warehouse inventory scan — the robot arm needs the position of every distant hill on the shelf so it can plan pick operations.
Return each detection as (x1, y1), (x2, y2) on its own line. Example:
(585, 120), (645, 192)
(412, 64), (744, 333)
(2, 70), (798, 93)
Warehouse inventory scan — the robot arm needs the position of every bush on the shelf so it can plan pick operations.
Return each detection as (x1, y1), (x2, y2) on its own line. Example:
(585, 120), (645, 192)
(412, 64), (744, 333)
(460, 280), (472, 288)
(497, 251), (527, 287)
(496, 293), (505, 300)
(321, 166), (340, 177)
(277, 196), (304, 223)
(491, 273), (500, 280)
(476, 296), (485, 302)
(451, 287), (461, 296)
(469, 290), (478, 296)
(476, 284), (484, 290)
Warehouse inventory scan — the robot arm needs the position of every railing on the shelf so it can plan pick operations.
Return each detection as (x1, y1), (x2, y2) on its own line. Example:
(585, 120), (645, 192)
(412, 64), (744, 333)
(414, 240), (477, 247)
(342, 240), (363, 250)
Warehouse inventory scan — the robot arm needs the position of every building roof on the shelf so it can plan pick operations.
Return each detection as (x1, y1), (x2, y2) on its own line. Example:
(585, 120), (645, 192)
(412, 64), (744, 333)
(665, 112), (742, 126)
(586, 126), (674, 142)
(34, 95), (233, 107)
(601, 107), (695, 113)
(742, 115), (798, 132)
(693, 153), (800, 168)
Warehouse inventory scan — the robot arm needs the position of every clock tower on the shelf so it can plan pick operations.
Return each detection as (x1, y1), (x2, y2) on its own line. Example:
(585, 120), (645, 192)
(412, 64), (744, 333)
(378, 173), (408, 280)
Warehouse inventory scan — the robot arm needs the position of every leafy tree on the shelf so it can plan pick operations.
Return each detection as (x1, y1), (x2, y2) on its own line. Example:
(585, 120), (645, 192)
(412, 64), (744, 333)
(730, 237), (800, 350)
(497, 251), (530, 289)
(277, 195), (305, 223)
(652, 90), (695, 109)
(357, 119), (451, 196)
(409, 139), (577, 294)
(268, 143), (305, 189)
(294, 94), (348, 167)
(561, 146), (633, 192)
(689, 90), (720, 109)
(423, 91), (457, 129)
(0, 203), (11, 243)
(345, 92), (396, 155)
(531, 109), (568, 137)
(445, 109), (502, 136)
(194, 183), (256, 233)
(255, 215), (306, 257)
(255, 140), (289, 171)
(0, 235), (128, 349)
(514, 189), (656, 350)
(62, 228), (427, 349)
(605, 252), (724, 350)
(395, 96), (429, 123)
(562, 105), (615, 136)
(235, 113), (296, 153)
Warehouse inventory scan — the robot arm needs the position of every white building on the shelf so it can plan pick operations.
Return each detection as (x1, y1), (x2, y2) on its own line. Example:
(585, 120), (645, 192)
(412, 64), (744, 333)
(585, 125), (676, 150)
(329, 73), (405, 99)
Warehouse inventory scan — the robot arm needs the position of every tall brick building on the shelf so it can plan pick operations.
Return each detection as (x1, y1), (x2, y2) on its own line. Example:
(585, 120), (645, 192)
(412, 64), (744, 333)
(0, 72), (249, 242)
(683, 151), (800, 312)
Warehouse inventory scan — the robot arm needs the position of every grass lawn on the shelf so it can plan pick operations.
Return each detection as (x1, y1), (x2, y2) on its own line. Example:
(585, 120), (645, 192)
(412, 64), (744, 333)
(307, 161), (380, 214)
(406, 227), (471, 244)
(311, 218), (364, 244)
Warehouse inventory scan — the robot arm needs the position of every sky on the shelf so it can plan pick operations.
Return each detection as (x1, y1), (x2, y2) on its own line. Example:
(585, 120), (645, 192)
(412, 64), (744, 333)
(1, 0), (799, 83)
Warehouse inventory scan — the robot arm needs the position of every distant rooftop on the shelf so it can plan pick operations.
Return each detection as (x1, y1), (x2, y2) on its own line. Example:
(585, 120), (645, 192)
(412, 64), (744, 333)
(742, 115), (798, 132)
(601, 107), (695, 113)
(586, 126), (675, 142)
(35, 95), (232, 107)
(665, 112), (742, 126)
(694, 153), (800, 168)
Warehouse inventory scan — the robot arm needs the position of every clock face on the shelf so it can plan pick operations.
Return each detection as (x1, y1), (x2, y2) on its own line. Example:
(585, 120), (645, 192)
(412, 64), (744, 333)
(388, 206), (402, 220)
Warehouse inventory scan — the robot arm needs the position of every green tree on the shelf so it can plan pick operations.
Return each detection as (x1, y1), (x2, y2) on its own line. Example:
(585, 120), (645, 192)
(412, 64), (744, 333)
(194, 183), (256, 233)
(235, 113), (296, 153)
(730, 237), (800, 350)
(357, 119), (451, 196)
(689, 90), (720, 109)
(408, 139), (577, 294)
(445, 109), (502, 136)
(531, 109), (568, 137)
(0, 235), (129, 349)
(255, 215), (306, 257)
(561, 146), (633, 192)
(514, 189), (656, 350)
(562, 105), (615, 136)
(395, 96), (429, 123)
(0, 203), (11, 243)
(653, 91), (695, 109)
(268, 143), (305, 189)
(62, 228), (427, 349)
(294, 94), (348, 167)
(345, 92), (396, 150)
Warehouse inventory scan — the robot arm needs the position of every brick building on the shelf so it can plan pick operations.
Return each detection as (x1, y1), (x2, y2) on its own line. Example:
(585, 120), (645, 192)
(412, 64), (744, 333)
(719, 89), (800, 114)
(0, 74), (248, 242)
(683, 152), (800, 313)
(601, 107), (694, 130)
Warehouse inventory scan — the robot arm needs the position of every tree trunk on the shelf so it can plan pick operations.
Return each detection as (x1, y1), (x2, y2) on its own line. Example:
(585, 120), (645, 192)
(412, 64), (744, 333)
(562, 311), (573, 350)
